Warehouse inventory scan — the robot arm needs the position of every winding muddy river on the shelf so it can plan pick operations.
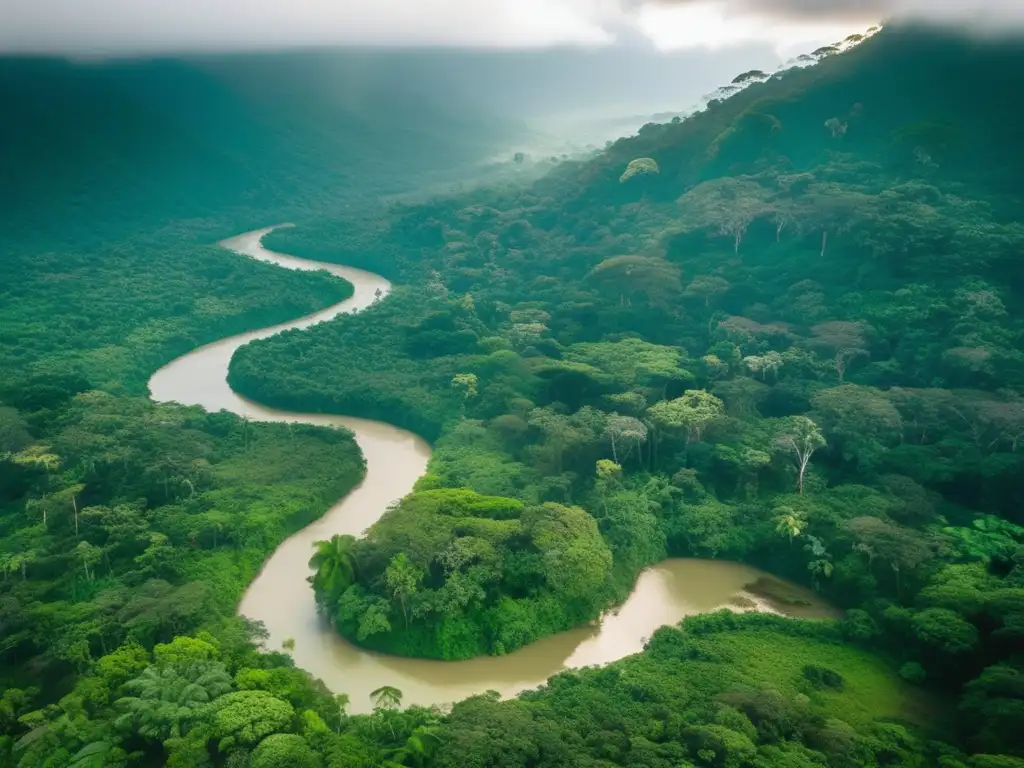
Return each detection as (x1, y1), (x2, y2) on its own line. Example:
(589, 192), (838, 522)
(148, 226), (835, 714)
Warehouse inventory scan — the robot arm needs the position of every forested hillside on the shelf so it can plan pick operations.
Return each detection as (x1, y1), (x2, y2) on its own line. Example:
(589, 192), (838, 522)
(0, 53), (522, 249)
(228, 24), (1024, 763)
(0, 153), (373, 766)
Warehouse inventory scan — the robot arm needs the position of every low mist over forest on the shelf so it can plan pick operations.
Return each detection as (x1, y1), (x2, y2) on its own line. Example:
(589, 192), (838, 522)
(1, 37), (812, 248)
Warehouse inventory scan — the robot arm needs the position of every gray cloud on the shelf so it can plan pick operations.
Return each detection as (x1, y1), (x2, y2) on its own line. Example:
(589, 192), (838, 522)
(0, 0), (627, 55)
(1, 0), (1021, 56)
(643, 0), (1024, 27)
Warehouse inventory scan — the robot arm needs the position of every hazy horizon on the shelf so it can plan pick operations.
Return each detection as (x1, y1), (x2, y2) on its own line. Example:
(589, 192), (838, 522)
(4, 0), (1024, 60)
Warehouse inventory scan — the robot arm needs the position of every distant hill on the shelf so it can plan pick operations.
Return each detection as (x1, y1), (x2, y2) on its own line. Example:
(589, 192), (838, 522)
(0, 53), (525, 248)
(554, 26), (1024, 211)
(0, 39), (804, 249)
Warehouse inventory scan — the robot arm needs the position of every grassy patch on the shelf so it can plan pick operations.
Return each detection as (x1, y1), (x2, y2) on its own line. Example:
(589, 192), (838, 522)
(704, 626), (932, 728)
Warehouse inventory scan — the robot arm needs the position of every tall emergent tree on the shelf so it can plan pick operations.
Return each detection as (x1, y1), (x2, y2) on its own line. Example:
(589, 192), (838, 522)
(773, 416), (826, 495)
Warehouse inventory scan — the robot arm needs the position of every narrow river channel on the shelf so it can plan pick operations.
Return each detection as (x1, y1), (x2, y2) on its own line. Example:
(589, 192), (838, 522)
(148, 226), (835, 713)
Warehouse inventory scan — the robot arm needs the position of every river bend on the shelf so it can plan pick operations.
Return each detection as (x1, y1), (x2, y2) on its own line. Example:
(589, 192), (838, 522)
(148, 226), (833, 714)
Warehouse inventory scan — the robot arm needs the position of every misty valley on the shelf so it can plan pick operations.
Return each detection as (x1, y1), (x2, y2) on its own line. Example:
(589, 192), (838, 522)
(2, 21), (1024, 768)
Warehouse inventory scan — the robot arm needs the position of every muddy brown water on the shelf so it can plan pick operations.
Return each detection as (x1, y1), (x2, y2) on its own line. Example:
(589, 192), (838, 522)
(148, 227), (836, 713)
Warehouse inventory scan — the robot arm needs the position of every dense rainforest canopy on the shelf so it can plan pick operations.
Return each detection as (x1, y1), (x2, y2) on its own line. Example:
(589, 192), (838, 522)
(3, 22), (1024, 768)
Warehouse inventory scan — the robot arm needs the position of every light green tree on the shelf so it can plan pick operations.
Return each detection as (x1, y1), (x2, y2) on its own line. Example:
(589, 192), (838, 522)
(808, 321), (870, 382)
(384, 553), (423, 629)
(250, 733), (322, 768)
(524, 503), (613, 606)
(587, 255), (682, 308)
(678, 177), (772, 254)
(619, 157), (659, 183)
(647, 390), (725, 443)
(74, 541), (103, 581)
(527, 408), (591, 475)
(685, 275), (731, 308)
(153, 636), (219, 666)
(7, 550), (38, 581)
(772, 416), (826, 495)
(602, 415), (647, 464)
(357, 600), (393, 641)
(804, 535), (834, 591)
(451, 373), (478, 400)
(773, 506), (807, 543)
(743, 351), (784, 381)
(212, 690), (295, 752)
(12, 444), (61, 526)
(595, 459), (622, 484)
(595, 460), (623, 515)
(566, 338), (687, 397)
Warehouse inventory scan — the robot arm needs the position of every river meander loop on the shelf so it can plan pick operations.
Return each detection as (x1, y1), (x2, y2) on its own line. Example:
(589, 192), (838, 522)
(148, 226), (835, 713)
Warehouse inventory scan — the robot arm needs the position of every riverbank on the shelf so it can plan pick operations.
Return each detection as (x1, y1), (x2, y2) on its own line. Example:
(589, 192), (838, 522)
(148, 227), (850, 714)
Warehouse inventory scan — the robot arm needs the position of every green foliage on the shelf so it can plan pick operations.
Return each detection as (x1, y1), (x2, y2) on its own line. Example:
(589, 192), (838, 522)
(251, 733), (323, 768)
(116, 660), (233, 740)
(236, 25), (1024, 762)
(229, 288), (469, 441)
(430, 613), (932, 767)
(0, 242), (351, 396)
(309, 535), (359, 608)
(7, 616), (940, 768)
(648, 390), (726, 442)
(241, 31), (1024, 762)
(941, 515), (1024, 562)
(0, 394), (364, 728)
(212, 690), (295, 751)
(910, 608), (979, 655)
(620, 157), (660, 183)
(899, 662), (926, 684)
(313, 489), (615, 658)
(153, 636), (220, 666)
(802, 664), (845, 690)
(9, 22), (1024, 768)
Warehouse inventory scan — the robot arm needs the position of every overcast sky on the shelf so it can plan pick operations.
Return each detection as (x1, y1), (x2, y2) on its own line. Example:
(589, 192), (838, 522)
(1, 0), (1021, 56)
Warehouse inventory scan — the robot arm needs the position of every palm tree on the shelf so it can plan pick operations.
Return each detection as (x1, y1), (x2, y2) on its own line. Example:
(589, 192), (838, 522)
(115, 661), (233, 740)
(386, 725), (442, 767)
(308, 534), (357, 607)
(369, 685), (403, 711)
(69, 741), (122, 768)
(773, 507), (806, 543)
